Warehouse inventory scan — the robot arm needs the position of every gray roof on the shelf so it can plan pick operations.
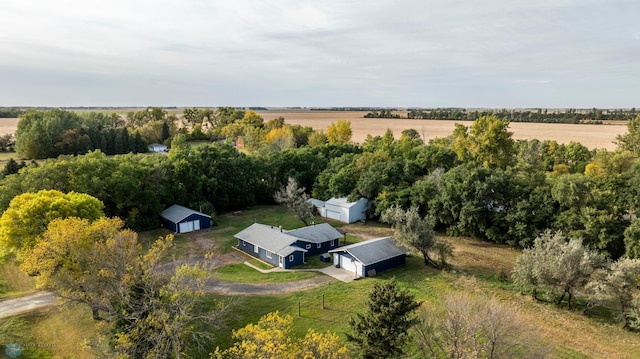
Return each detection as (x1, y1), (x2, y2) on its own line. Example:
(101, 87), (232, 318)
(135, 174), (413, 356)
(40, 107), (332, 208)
(329, 237), (407, 266)
(160, 204), (211, 223)
(285, 223), (342, 244)
(235, 223), (307, 256)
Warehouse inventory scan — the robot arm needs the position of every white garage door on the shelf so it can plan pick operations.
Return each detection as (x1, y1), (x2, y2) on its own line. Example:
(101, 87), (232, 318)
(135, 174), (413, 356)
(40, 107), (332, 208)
(326, 210), (341, 221)
(179, 220), (199, 233)
(339, 254), (359, 275)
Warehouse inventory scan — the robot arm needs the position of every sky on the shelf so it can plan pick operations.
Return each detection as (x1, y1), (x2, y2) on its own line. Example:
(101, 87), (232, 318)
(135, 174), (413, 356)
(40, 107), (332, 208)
(1, 0), (639, 108)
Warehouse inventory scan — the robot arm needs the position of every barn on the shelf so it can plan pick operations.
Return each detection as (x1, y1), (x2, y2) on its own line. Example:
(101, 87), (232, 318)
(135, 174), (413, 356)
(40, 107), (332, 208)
(313, 197), (370, 223)
(329, 237), (408, 278)
(160, 204), (212, 234)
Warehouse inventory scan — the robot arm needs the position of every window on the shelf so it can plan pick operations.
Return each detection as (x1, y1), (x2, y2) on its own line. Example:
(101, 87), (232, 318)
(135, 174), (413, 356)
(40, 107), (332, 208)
(289, 255), (294, 262)
(306, 244), (311, 249)
(317, 243), (321, 248)
(254, 245), (259, 254)
(242, 240), (246, 246)
(330, 240), (335, 246)
(266, 251), (273, 259)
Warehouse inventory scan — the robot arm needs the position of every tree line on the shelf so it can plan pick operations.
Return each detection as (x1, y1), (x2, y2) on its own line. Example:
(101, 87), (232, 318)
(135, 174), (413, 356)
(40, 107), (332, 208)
(7, 111), (640, 261)
(362, 107), (637, 124)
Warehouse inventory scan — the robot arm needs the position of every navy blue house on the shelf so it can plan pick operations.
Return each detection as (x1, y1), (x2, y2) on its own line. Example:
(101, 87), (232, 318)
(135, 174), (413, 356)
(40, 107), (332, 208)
(160, 204), (212, 234)
(329, 237), (408, 278)
(235, 223), (343, 269)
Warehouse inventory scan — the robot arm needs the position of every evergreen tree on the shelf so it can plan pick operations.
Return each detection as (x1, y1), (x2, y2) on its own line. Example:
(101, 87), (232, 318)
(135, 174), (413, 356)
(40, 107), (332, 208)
(349, 279), (420, 358)
(1, 158), (23, 177)
(161, 121), (171, 142)
(134, 132), (147, 153)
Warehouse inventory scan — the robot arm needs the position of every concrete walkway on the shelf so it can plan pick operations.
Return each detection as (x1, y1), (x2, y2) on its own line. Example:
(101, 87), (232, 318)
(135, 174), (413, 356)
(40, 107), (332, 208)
(243, 261), (356, 283)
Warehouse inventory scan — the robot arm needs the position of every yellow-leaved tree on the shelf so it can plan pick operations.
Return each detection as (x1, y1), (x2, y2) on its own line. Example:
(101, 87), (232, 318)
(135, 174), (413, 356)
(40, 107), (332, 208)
(0, 189), (104, 256)
(326, 120), (352, 144)
(215, 311), (349, 359)
(20, 217), (137, 320)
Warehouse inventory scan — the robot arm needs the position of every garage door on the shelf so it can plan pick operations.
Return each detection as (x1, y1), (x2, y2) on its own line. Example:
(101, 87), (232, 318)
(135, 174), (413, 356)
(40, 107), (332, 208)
(339, 254), (359, 275)
(179, 221), (195, 233)
(326, 210), (341, 221)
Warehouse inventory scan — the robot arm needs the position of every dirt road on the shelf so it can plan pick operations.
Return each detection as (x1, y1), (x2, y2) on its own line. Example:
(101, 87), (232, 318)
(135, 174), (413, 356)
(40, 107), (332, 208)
(0, 292), (55, 318)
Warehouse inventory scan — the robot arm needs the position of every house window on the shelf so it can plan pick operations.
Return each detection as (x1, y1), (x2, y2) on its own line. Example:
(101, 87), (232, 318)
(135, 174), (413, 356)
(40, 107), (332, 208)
(306, 244), (311, 249)
(330, 240), (335, 246)
(242, 240), (246, 246)
(254, 245), (259, 254)
(266, 251), (273, 259)
(289, 255), (294, 262)
(317, 243), (321, 248)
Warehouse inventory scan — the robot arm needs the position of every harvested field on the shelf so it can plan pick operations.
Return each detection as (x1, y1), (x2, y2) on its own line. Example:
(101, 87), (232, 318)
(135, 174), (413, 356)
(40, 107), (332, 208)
(256, 110), (627, 150)
(2, 109), (629, 150)
(0, 118), (18, 136)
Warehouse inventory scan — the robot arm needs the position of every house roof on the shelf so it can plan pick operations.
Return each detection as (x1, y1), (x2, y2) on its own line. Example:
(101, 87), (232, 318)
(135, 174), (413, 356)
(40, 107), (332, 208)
(160, 204), (211, 223)
(325, 197), (366, 208)
(235, 223), (307, 256)
(285, 223), (342, 244)
(329, 237), (407, 266)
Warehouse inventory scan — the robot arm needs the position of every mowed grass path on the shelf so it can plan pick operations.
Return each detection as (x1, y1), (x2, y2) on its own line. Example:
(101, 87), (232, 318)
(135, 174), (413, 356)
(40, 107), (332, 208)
(2, 205), (640, 357)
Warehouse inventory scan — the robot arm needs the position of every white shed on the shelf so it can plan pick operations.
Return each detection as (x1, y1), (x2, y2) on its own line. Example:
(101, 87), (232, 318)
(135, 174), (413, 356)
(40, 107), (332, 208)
(148, 143), (168, 152)
(323, 197), (369, 223)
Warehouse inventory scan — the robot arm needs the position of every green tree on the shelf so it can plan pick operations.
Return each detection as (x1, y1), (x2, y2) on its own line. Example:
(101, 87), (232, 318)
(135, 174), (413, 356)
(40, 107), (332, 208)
(308, 130), (328, 146)
(587, 258), (640, 328)
(615, 115), (640, 154)
(274, 177), (312, 226)
(326, 120), (353, 144)
(381, 205), (452, 268)
(624, 218), (640, 259)
(450, 115), (515, 168)
(349, 279), (420, 359)
(0, 189), (104, 253)
(512, 231), (604, 307)
(15, 109), (83, 159)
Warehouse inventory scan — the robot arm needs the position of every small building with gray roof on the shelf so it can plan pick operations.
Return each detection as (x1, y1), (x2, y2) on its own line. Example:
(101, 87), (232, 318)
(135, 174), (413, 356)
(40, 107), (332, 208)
(329, 237), (408, 278)
(160, 204), (212, 234)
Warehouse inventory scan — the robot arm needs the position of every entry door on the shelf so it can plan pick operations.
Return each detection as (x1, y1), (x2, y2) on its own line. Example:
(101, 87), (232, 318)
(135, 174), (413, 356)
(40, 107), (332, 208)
(279, 256), (284, 268)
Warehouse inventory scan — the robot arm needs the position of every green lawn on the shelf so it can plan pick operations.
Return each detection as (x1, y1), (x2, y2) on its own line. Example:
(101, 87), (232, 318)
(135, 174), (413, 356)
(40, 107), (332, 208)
(210, 263), (320, 283)
(5, 205), (640, 358)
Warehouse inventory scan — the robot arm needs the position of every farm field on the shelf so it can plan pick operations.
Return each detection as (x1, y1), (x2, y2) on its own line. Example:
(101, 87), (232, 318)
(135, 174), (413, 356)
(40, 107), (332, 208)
(254, 109), (627, 150)
(0, 109), (629, 150)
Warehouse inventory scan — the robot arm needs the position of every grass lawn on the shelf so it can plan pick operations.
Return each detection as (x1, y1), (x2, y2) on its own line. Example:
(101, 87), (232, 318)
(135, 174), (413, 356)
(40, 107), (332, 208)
(210, 263), (320, 283)
(6, 205), (640, 358)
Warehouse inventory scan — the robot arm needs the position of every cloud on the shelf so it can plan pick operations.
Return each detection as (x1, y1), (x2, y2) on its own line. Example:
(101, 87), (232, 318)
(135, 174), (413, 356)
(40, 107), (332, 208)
(1, 0), (639, 107)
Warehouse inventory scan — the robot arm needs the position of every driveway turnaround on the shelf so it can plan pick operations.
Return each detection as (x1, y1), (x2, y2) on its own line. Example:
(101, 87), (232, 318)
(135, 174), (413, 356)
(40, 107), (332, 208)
(0, 292), (55, 318)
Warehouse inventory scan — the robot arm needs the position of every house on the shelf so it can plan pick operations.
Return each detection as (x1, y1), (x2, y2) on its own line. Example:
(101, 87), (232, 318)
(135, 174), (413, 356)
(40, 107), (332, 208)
(329, 237), (408, 278)
(284, 222), (342, 255)
(235, 223), (342, 269)
(317, 197), (370, 223)
(148, 143), (168, 152)
(160, 204), (212, 234)
(235, 223), (307, 269)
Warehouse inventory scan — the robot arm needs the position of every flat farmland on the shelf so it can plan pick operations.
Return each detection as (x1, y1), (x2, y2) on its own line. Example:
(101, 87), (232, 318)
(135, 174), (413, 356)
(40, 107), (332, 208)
(1, 109), (629, 150)
(256, 110), (627, 150)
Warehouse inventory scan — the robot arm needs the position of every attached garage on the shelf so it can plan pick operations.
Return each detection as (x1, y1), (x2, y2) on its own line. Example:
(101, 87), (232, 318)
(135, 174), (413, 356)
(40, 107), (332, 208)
(160, 204), (212, 234)
(329, 237), (408, 278)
